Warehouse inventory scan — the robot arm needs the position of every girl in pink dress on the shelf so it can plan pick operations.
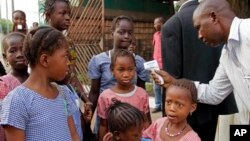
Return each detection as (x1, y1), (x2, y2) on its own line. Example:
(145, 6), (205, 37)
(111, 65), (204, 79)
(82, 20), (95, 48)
(97, 49), (151, 141)
(0, 32), (29, 141)
(143, 79), (201, 141)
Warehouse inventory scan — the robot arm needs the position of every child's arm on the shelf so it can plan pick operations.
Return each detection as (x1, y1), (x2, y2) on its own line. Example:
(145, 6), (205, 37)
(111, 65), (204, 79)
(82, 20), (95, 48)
(4, 125), (25, 141)
(137, 77), (146, 89)
(68, 116), (81, 141)
(89, 79), (101, 112)
(99, 118), (108, 141)
(144, 112), (152, 129)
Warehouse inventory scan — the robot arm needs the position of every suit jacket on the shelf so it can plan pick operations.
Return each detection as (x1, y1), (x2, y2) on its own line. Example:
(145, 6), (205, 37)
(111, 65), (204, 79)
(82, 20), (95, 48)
(161, 0), (238, 125)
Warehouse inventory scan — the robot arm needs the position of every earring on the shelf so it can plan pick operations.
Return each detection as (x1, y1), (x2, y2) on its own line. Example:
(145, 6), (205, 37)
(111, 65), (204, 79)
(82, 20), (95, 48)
(115, 137), (120, 140)
(190, 112), (192, 116)
(6, 62), (9, 67)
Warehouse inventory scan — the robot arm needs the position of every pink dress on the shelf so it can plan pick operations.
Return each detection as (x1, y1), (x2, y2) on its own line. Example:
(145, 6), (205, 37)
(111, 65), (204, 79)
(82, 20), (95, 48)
(143, 117), (201, 141)
(97, 86), (149, 119)
(0, 74), (21, 141)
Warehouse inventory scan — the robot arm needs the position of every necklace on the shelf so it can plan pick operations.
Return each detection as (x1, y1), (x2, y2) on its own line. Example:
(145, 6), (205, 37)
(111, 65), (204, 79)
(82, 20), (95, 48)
(165, 122), (187, 137)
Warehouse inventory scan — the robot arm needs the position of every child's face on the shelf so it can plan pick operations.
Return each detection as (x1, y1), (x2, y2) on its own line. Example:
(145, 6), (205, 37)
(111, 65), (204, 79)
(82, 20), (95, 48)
(4, 36), (27, 70)
(48, 1), (71, 31)
(128, 42), (136, 54)
(46, 40), (70, 81)
(165, 86), (196, 124)
(112, 56), (135, 86)
(118, 125), (143, 141)
(12, 12), (26, 31)
(113, 19), (133, 50)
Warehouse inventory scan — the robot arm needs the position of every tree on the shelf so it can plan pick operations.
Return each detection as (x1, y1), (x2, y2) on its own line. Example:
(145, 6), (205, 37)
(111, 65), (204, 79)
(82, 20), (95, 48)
(227, 0), (250, 18)
(0, 19), (13, 35)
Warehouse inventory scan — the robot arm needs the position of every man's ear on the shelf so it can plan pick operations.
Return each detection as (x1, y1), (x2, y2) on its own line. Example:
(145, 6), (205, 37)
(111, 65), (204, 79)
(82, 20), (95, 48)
(209, 11), (218, 24)
(39, 54), (49, 68)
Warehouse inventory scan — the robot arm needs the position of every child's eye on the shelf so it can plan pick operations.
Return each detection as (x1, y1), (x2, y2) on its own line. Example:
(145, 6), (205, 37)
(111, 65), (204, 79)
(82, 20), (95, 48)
(117, 31), (125, 35)
(166, 101), (171, 105)
(9, 48), (16, 53)
(177, 103), (183, 108)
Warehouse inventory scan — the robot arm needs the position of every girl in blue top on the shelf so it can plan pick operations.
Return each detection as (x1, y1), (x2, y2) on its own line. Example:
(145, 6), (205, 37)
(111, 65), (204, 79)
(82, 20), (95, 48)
(0, 27), (80, 141)
(88, 15), (149, 113)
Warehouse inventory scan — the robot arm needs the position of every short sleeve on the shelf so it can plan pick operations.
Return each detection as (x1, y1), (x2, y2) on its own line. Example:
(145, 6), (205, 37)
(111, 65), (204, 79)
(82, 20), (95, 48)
(135, 56), (149, 82)
(97, 94), (108, 119)
(0, 90), (28, 130)
(0, 81), (9, 99)
(142, 121), (157, 140)
(61, 86), (78, 116)
(141, 89), (149, 114)
(88, 56), (101, 79)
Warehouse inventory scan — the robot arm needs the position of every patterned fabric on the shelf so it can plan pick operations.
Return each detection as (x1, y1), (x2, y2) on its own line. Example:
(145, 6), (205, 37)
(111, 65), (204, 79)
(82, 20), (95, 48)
(64, 84), (83, 140)
(0, 74), (21, 98)
(97, 86), (149, 119)
(143, 117), (201, 141)
(0, 85), (78, 141)
(0, 74), (21, 141)
(88, 50), (149, 93)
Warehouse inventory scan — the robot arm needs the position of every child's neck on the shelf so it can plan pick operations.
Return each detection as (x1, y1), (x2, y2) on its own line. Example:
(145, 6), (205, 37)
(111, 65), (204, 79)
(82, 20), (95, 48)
(23, 68), (58, 99)
(112, 83), (135, 94)
(166, 120), (188, 137)
(11, 68), (29, 83)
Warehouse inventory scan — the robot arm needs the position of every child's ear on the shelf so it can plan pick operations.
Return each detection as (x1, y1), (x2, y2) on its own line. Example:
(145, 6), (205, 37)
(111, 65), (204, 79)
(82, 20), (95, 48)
(190, 103), (197, 113)
(113, 131), (121, 141)
(39, 54), (49, 67)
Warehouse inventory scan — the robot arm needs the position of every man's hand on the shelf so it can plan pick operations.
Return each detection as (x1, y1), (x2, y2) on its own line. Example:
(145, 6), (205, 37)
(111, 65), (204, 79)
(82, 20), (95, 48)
(152, 70), (176, 88)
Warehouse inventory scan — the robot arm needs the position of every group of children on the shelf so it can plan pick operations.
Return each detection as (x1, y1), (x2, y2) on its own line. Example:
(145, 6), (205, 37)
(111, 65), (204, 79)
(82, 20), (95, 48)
(0, 0), (202, 141)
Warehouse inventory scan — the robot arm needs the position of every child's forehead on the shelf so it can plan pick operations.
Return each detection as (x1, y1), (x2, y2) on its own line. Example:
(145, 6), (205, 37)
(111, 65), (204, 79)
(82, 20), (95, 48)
(115, 19), (133, 28)
(13, 12), (25, 18)
(6, 36), (24, 44)
(167, 85), (191, 96)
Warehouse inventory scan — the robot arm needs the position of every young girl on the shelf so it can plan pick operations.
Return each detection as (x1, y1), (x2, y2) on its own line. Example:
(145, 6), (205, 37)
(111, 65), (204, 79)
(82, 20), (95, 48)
(102, 99), (145, 141)
(0, 26), (80, 141)
(12, 10), (28, 34)
(88, 15), (148, 113)
(0, 32), (28, 141)
(97, 49), (151, 141)
(43, 0), (93, 109)
(142, 79), (201, 141)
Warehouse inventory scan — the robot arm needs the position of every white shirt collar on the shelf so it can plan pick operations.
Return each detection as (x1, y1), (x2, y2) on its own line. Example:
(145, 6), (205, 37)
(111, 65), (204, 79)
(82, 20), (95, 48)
(228, 17), (241, 42)
(178, 0), (196, 12)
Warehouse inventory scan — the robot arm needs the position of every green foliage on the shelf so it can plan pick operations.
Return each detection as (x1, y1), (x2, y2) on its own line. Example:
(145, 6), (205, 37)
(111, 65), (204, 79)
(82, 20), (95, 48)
(146, 82), (154, 96)
(0, 19), (13, 35)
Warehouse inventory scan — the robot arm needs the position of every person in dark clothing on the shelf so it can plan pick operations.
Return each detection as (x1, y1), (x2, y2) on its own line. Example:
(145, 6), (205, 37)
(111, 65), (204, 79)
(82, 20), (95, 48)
(0, 61), (6, 76)
(161, 0), (238, 140)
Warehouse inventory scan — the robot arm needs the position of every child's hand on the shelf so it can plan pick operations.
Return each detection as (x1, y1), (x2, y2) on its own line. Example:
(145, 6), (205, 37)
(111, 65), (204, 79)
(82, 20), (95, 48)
(83, 102), (93, 122)
(152, 70), (176, 88)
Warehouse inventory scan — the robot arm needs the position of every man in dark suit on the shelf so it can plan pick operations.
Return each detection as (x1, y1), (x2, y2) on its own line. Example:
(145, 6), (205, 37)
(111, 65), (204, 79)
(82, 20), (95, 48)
(161, 0), (238, 140)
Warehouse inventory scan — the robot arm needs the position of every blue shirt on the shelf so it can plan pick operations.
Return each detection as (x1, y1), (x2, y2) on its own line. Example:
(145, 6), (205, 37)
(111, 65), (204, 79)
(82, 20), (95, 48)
(0, 85), (77, 141)
(88, 50), (149, 93)
(63, 85), (83, 140)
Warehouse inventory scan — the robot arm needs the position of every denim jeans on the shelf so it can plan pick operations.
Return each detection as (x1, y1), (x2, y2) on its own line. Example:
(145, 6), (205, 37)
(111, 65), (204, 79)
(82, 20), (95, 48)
(153, 82), (162, 109)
